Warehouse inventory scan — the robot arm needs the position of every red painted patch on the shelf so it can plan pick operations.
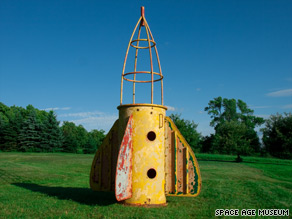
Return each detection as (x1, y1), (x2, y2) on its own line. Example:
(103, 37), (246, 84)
(115, 115), (133, 201)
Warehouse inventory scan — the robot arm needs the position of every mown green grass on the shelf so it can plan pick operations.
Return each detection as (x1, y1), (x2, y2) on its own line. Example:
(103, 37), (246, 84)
(0, 152), (291, 218)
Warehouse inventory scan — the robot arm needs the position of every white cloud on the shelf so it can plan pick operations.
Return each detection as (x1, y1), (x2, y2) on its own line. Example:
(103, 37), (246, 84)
(70, 115), (118, 131)
(267, 89), (292, 97)
(42, 107), (71, 111)
(282, 104), (292, 109)
(166, 105), (176, 111)
(58, 110), (118, 132)
(59, 111), (104, 118)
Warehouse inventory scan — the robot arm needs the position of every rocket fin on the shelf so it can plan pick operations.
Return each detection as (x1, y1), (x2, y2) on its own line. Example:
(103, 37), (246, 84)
(90, 119), (119, 191)
(164, 116), (202, 197)
(115, 115), (133, 201)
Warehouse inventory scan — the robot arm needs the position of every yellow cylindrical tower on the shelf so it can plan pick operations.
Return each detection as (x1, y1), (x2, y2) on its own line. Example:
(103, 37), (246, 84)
(118, 104), (167, 205)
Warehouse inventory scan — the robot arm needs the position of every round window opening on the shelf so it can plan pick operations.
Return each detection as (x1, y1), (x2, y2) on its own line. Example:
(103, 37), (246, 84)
(147, 168), (157, 179)
(147, 131), (156, 141)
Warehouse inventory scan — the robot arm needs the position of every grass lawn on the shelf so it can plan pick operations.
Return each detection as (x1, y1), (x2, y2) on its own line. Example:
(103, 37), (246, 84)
(0, 152), (291, 218)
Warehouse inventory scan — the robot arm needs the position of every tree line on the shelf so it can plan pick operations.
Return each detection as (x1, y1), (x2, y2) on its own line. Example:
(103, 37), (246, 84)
(170, 97), (292, 160)
(0, 103), (105, 153)
(1, 98), (291, 159)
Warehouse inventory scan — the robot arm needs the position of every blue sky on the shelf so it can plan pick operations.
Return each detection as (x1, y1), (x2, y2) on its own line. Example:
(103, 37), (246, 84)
(1, 0), (291, 136)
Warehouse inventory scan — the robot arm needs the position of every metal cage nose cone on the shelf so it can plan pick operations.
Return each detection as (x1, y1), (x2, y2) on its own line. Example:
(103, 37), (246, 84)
(120, 6), (164, 105)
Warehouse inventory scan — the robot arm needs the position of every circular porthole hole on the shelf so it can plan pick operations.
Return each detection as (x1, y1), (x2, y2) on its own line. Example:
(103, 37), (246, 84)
(147, 168), (156, 179)
(147, 131), (156, 141)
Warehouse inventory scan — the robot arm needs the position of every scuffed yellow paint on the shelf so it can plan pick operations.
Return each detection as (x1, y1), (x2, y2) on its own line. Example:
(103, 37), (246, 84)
(165, 117), (202, 197)
(117, 104), (167, 205)
(90, 119), (119, 191)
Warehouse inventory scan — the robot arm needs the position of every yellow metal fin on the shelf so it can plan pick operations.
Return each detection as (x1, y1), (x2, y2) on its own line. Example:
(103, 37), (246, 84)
(90, 119), (119, 191)
(115, 115), (133, 201)
(164, 117), (202, 197)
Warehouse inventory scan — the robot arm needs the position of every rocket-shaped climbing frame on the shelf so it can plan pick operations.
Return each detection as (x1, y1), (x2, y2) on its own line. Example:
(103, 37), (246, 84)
(90, 7), (201, 206)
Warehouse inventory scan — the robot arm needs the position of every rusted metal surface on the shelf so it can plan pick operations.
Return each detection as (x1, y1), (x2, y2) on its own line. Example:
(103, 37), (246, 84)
(182, 147), (187, 193)
(115, 115), (133, 201)
(140, 6), (145, 26)
(171, 131), (176, 193)
(188, 154), (196, 194)
(120, 7), (164, 105)
(164, 116), (202, 197)
(176, 138), (185, 194)
(164, 125), (172, 193)
(90, 120), (119, 191)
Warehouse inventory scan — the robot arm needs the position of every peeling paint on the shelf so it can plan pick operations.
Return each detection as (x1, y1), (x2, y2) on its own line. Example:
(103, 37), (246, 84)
(164, 117), (202, 197)
(115, 115), (133, 201)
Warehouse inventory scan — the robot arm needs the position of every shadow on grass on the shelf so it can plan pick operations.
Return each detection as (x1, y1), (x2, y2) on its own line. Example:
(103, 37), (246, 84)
(12, 183), (116, 206)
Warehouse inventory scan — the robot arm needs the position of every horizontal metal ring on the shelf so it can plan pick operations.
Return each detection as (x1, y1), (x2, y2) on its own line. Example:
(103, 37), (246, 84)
(123, 71), (161, 76)
(123, 71), (163, 83)
(130, 39), (156, 49)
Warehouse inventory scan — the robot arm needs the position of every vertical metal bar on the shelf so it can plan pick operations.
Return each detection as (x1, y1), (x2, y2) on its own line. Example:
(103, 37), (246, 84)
(133, 25), (142, 104)
(171, 131), (176, 193)
(186, 148), (189, 194)
(182, 147), (187, 194)
(120, 17), (142, 105)
(145, 20), (164, 105)
(144, 20), (154, 104)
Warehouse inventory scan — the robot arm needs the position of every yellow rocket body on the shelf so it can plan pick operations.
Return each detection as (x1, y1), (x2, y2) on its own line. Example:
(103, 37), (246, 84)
(118, 104), (167, 205)
(89, 7), (201, 206)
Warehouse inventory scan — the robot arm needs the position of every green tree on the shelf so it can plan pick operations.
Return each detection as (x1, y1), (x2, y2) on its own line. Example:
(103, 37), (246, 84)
(205, 97), (264, 160)
(84, 129), (105, 154)
(212, 121), (252, 161)
(19, 108), (42, 152)
(262, 113), (292, 159)
(0, 111), (10, 151)
(169, 113), (201, 152)
(76, 125), (88, 153)
(41, 111), (63, 152)
(200, 134), (214, 153)
(0, 103), (26, 151)
(61, 121), (79, 153)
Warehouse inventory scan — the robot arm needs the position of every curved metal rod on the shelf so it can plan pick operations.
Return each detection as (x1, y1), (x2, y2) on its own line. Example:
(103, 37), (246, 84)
(123, 71), (163, 83)
(133, 24), (142, 104)
(143, 16), (154, 104)
(124, 76), (163, 83)
(124, 71), (163, 83)
(120, 17), (142, 105)
(124, 71), (161, 75)
(130, 39), (156, 49)
(121, 10), (164, 106)
(143, 18), (164, 105)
